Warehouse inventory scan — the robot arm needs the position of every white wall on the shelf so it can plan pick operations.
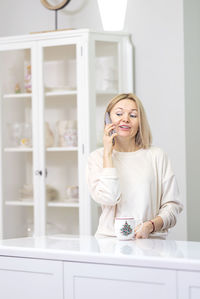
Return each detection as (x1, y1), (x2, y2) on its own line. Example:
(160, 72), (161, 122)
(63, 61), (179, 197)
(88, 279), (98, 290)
(125, 0), (187, 241)
(0, 0), (187, 240)
(0, 0), (71, 36)
(184, 0), (200, 241)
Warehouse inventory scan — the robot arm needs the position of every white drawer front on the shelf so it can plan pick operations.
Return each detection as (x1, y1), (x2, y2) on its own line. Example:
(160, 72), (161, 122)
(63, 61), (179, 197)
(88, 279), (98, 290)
(64, 262), (176, 299)
(0, 256), (63, 299)
(178, 270), (200, 299)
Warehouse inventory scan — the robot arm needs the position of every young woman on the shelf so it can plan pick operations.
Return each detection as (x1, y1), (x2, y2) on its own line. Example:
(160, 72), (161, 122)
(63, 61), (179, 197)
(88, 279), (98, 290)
(87, 93), (183, 239)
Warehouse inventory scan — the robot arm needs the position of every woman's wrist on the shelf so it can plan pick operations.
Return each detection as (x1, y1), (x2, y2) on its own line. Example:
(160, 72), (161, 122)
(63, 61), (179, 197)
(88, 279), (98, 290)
(145, 217), (163, 234)
(144, 221), (154, 233)
(103, 148), (113, 156)
(103, 151), (113, 168)
(149, 220), (155, 233)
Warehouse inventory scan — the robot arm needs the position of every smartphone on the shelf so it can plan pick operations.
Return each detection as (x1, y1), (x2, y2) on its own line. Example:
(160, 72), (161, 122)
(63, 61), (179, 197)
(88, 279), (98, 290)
(105, 112), (115, 145)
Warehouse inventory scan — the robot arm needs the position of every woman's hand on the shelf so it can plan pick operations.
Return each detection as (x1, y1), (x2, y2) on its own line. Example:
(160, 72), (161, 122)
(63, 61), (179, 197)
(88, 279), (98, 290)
(135, 217), (163, 239)
(134, 221), (153, 239)
(103, 123), (118, 155)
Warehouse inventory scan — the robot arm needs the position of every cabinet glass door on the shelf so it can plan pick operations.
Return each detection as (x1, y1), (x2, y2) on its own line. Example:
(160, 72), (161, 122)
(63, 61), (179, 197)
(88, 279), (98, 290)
(42, 43), (79, 235)
(0, 47), (34, 238)
(95, 41), (119, 149)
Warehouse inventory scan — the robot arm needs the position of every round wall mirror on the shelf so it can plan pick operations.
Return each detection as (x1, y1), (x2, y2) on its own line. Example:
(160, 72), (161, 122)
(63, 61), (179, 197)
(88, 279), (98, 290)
(41, 0), (71, 11)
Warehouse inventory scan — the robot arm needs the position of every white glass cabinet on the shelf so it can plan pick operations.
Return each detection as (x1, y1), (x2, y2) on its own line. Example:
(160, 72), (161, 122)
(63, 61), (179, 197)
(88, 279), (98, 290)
(0, 29), (133, 239)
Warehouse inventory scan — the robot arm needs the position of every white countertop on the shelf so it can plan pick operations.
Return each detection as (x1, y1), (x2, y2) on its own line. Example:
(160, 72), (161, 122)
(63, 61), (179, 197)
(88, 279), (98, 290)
(0, 235), (200, 271)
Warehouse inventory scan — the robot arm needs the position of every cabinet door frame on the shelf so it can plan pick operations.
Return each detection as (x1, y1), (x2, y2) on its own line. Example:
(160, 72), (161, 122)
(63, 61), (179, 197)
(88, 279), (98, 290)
(32, 40), (46, 236)
(35, 36), (91, 235)
(77, 36), (95, 235)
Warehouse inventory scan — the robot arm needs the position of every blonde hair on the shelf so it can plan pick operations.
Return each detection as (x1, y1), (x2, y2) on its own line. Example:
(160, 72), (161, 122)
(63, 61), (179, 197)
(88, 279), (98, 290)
(104, 93), (152, 149)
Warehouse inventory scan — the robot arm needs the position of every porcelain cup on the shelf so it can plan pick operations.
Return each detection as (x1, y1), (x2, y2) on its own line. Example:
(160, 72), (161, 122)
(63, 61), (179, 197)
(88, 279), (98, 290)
(114, 217), (143, 240)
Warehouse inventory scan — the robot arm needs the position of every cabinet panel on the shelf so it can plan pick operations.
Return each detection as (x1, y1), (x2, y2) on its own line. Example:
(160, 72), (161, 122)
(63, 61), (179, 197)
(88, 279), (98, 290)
(0, 256), (63, 299)
(64, 262), (176, 299)
(178, 271), (200, 299)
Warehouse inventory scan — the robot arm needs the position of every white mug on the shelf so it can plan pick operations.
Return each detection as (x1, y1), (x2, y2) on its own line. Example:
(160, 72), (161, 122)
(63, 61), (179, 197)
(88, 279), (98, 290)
(114, 217), (143, 240)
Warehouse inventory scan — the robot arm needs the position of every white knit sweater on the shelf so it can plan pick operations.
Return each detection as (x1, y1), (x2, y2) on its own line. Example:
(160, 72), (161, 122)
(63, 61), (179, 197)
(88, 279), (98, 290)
(86, 146), (183, 238)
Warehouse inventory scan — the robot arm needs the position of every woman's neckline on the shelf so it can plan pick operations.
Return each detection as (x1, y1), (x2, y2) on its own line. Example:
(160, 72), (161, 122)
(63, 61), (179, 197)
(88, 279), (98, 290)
(113, 147), (144, 155)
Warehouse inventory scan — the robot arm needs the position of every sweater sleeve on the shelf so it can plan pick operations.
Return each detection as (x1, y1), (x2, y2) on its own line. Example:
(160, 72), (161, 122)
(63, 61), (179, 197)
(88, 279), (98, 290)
(157, 151), (183, 230)
(86, 150), (121, 206)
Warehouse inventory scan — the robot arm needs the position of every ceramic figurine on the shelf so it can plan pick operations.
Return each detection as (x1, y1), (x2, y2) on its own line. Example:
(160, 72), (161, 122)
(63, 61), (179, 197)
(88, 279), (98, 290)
(15, 83), (21, 93)
(56, 120), (77, 147)
(45, 122), (54, 147)
(25, 64), (32, 93)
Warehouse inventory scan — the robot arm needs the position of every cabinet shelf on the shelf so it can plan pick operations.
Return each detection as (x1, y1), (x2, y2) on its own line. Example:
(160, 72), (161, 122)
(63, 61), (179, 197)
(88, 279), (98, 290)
(5, 200), (79, 208)
(96, 90), (118, 95)
(4, 147), (33, 152)
(5, 201), (33, 207)
(4, 147), (78, 152)
(3, 90), (77, 99)
(48, 201), (79, 208)
(3, 93), (32, 99)
(45, 90), (77, 97)
(46, 147), (78, 152)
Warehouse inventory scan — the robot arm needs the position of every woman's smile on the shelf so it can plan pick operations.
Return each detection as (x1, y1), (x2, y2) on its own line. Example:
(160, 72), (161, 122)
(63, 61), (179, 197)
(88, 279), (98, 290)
(118, 125), (131, 131)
